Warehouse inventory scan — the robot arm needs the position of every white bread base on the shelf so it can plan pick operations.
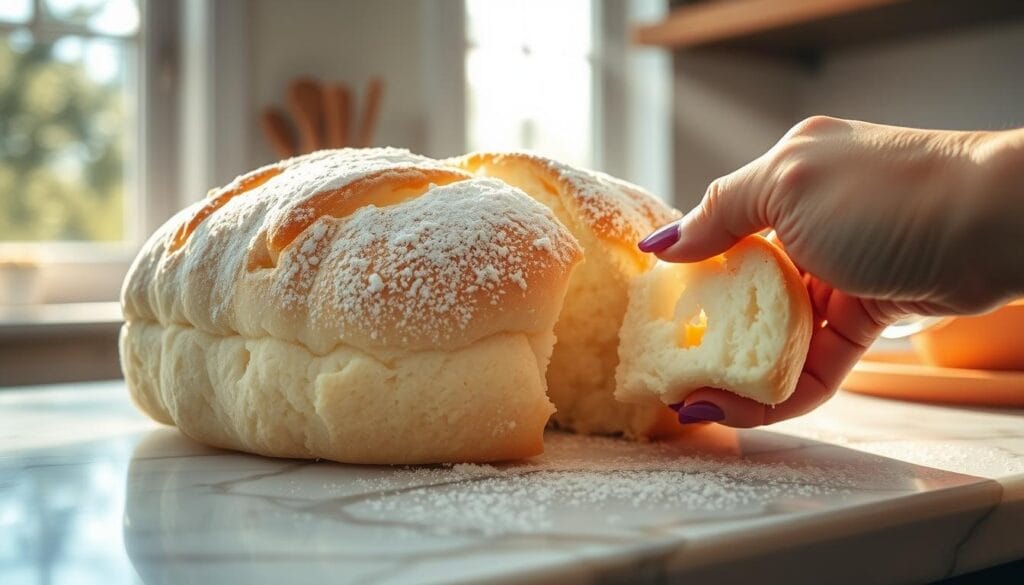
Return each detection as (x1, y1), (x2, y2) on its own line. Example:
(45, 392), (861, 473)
(120, 320), (556, 464)
(616, 236), (812, 407)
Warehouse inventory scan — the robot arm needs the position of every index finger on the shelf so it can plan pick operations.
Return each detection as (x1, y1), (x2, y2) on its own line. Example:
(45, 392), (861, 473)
(654, 155), (774, 263)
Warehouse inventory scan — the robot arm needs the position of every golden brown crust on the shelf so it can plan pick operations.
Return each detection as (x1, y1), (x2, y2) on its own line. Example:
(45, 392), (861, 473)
(452, 151), (680, 255)
(170, 166), (283, 253)
(264, 168), (470, 265)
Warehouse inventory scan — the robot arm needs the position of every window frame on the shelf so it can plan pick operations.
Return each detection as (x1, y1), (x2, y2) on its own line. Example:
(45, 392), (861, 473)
(592, 0), (673, 204)
(0, 0), (181, 304)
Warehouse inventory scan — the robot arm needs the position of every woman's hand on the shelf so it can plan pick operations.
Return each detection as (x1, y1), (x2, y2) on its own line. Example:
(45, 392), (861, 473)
(641, 116), (1024, 427)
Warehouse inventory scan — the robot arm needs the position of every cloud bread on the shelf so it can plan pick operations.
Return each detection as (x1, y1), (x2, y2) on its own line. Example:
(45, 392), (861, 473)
(120, 148), (583, 464)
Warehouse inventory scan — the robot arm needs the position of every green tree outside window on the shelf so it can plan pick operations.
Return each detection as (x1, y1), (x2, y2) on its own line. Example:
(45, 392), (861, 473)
(0, 1), (136, 242)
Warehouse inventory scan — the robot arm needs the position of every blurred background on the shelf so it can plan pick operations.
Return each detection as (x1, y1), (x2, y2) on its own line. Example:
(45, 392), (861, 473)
(0, 0), (1022, 385)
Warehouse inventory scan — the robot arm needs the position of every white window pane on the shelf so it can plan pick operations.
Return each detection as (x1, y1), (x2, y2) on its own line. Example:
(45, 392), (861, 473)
(466, 0), (591, 57)
(0, 0), (32, 24)
(465, 0), (594, 168)
(529, 57), (592, 166)
(43, 0), (140, 36)
(0, 32), (136, 242)
(527, 1), (592, 57)
(466, 49), (532, 152)
(465, 0), (524, 50)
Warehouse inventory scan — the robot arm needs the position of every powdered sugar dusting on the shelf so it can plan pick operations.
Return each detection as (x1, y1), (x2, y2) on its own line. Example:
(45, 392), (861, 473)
(548, 158), (679, 243)
(155, 148), (448, 326)
(272, 148), (448, 204)
(366, 273), (384, 294)
(145, 148), (581, 348)
(457, 151), (678, 244)
(293, 177), (581, 347)
(265, 215), (337, 314)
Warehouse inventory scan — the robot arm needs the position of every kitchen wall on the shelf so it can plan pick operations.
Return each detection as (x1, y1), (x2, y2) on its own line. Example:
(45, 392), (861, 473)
(199, 0), (670, 201)
(804, 20), (1024, 132)
(180, 0), (467, 203)
(245, 0), (463, 171)
(673, 19), (1024, 210)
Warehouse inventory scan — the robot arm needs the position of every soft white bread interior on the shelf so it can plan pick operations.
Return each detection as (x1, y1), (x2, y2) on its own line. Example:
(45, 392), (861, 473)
(451, 152), (683, 439)
(616, 235), (812, 407)
(120, 148), (582, 464)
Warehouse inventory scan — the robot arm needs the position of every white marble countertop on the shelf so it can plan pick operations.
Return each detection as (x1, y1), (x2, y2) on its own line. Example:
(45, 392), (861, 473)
(1, 381), (1022, 584)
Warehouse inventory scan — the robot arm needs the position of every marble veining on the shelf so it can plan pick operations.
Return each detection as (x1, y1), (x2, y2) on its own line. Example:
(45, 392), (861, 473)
(1, 381), (1022, 584)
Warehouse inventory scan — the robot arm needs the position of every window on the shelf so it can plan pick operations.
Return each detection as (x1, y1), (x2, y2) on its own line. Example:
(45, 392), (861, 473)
(462, 0), (672, 205)
(0, 0), (140, 244)
(0, 0), (178, 306)
(464, 0), (594, 168)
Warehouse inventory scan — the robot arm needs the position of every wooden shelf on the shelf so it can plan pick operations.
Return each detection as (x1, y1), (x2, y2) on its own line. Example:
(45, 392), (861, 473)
(634, 0), (1024, 57)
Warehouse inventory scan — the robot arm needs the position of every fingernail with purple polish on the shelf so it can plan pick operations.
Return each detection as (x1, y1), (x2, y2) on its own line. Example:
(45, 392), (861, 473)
(675, 401), (725, 425)
(637, 221), (680, 253)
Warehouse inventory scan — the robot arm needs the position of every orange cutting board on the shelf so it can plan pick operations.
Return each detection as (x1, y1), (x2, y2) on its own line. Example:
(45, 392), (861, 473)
(843, 351), (1024, 407)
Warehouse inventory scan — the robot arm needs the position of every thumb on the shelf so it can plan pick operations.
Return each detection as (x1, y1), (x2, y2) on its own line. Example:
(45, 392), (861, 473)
(641, 160), (771, 262)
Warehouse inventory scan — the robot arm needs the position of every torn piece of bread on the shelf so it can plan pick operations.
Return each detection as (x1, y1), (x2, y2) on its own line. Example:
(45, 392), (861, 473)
(451, 152), (683, 439)
(616, 235), (812, 408)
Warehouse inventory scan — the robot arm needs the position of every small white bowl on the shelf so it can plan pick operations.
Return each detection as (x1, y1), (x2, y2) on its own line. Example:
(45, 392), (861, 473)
(0, 264), (44, 305)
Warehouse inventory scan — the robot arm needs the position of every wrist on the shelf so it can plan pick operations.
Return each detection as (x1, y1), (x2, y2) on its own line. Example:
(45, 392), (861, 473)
(963, 129), (1024, 304)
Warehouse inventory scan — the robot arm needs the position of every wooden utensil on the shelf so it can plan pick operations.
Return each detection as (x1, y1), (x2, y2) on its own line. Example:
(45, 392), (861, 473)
(356, 77), (385, 148)
(288, 77), (325, 153)
(260, 107), (296, 158)
(323, 84), (351, 148)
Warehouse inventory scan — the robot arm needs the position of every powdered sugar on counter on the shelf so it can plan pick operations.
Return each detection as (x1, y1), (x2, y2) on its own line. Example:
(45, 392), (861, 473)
(347, 432), (885, 537)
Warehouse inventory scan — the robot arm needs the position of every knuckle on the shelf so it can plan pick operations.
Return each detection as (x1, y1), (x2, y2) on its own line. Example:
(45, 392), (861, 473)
(701, 177), (730, 217)
(703, 177), (727, 205)
(775, 116), (848, 163)
(776, 159), (815, 195)
(789, 115), (841, 137)
(769, 141), (805, 173)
